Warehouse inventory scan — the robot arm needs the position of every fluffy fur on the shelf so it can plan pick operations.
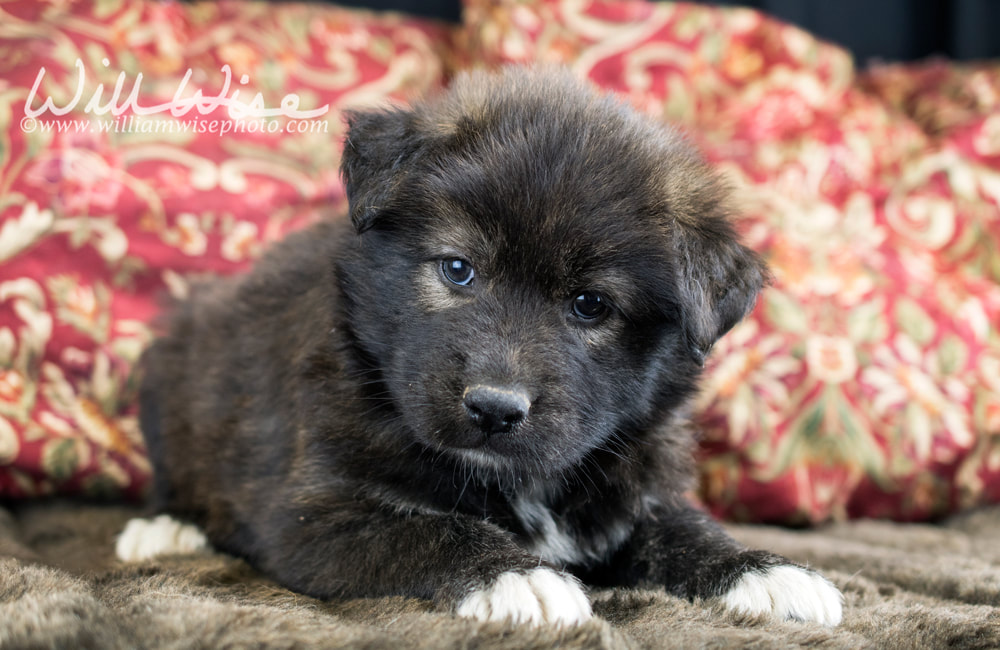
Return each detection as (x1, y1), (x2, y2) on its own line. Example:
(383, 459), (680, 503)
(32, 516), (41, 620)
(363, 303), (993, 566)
(128, 67), (841, 626)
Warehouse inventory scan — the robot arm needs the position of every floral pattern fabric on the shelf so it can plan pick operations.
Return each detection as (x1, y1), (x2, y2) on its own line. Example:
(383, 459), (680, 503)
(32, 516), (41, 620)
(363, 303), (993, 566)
(2, 0), (999, 523)
(0, 0), (450, 499)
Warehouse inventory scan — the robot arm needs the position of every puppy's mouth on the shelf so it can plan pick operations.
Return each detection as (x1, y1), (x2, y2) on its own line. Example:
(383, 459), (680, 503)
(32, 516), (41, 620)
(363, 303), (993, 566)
(431, 384), (532, 452)
(407, 382), (549, 468)
(402, 375), (589, 476)
(461, 384), (532, 437)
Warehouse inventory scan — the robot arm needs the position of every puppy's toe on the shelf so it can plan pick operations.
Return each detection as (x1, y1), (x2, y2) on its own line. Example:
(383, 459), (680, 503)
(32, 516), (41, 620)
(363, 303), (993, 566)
(116, 515), (210, 562)
(456, 567), (592, 626)
(721, 565), (843, 626)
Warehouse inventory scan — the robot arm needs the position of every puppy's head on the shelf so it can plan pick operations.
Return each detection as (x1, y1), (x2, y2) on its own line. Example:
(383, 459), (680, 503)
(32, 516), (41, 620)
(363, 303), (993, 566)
(338, 67), (766, 478)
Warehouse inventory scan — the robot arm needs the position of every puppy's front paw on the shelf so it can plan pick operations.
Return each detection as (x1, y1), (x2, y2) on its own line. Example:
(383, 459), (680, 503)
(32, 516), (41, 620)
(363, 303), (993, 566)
(116, 515), (210, 562)
(722, 565), (843, 626)
(456, 567), (592, 626)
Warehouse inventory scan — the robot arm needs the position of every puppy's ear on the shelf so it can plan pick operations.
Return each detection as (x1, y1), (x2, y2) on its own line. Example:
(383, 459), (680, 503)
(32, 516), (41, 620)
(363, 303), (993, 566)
(340, 108), (421, 233)
(673, 222), (768, 366)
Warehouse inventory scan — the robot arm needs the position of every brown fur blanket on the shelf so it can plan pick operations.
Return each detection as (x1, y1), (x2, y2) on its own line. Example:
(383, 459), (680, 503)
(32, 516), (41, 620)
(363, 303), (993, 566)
(2, 502), (998, 648)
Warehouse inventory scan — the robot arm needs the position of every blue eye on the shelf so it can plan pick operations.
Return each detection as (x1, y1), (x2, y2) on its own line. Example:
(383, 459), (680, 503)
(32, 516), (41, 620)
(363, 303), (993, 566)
(572, 291), (608, 321)
(441, 258), (475, 286)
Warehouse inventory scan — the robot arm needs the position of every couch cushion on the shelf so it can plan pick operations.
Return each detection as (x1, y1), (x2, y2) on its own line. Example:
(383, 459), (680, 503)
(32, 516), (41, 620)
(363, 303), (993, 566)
(0, 0), (451, 499)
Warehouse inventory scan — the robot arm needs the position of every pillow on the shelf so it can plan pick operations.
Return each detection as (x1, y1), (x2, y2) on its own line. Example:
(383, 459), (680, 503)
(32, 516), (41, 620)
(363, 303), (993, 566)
(0, 0), (452, 499)
(461, 0), (1000, 522)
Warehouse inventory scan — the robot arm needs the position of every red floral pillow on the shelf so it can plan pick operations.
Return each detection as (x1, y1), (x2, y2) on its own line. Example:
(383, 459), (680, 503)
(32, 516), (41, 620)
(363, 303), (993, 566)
(0, 0), (452, 499)
(461, 0), (1000, 522)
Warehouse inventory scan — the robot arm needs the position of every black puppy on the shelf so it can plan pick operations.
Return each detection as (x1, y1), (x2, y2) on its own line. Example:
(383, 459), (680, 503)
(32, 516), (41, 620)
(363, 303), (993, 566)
(118, 67), (842, 626)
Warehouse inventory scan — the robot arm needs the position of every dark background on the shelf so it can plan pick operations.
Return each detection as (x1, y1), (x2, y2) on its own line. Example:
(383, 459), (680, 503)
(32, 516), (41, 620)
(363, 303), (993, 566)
(337, 0), (1000, 65)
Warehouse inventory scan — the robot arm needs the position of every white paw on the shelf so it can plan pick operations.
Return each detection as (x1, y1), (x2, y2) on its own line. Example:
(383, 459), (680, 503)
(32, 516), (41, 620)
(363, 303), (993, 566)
(115, 515), (210, 562)
(456, 567), (592, 626)
(722, 565), (843, 626)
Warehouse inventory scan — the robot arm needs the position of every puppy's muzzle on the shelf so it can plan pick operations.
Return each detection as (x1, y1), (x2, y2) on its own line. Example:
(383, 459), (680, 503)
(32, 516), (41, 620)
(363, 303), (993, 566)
(462, 385), (531, 436)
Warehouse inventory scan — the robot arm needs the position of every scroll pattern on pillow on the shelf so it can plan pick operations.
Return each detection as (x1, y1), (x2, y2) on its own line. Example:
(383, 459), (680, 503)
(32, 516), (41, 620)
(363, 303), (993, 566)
(0, 0), (450, 499)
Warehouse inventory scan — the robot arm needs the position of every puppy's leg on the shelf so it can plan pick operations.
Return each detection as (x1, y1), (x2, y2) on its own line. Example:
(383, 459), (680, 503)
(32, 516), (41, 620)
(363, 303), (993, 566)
(592, 504), (842, 626)
(260, 503), (591, 627)
(118, 356), (213, 562)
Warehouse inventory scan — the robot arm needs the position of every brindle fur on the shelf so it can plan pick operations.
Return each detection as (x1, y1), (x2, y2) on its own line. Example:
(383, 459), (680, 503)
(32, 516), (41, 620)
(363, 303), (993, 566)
(140, 67), (792, 611)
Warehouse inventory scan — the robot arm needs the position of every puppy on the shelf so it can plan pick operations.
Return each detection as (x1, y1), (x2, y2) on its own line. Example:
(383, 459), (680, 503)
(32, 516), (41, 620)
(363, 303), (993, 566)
(118, 67), (843, 627)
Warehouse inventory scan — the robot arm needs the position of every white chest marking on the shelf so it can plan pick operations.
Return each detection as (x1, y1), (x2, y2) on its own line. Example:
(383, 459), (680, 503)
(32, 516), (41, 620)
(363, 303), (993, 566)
(513, 498), (584, 565)
(512, 497), (631, 566)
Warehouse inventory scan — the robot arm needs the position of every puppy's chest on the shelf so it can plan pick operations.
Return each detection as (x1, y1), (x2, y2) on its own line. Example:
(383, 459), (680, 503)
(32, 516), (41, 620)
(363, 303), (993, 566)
(510, 495), (632, 567)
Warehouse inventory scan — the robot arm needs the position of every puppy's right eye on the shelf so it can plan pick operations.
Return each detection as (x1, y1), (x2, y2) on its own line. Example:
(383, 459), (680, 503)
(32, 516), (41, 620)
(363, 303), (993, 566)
(572, 291), (609, 322)
(441, 258), (475, 287)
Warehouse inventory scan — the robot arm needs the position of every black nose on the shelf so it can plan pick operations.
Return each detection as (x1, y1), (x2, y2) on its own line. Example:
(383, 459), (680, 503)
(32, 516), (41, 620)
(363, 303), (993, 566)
(463, 385), (530, 436)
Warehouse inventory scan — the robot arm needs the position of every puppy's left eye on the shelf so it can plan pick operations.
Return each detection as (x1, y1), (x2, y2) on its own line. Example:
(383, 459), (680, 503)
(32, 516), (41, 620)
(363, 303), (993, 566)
(441, 258), (475, 287)
(572, 291), (609, 321)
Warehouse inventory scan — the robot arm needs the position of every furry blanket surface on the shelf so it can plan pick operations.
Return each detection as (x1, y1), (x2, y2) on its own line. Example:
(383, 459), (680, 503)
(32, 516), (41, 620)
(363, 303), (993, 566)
(2, 504), (999, 649)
